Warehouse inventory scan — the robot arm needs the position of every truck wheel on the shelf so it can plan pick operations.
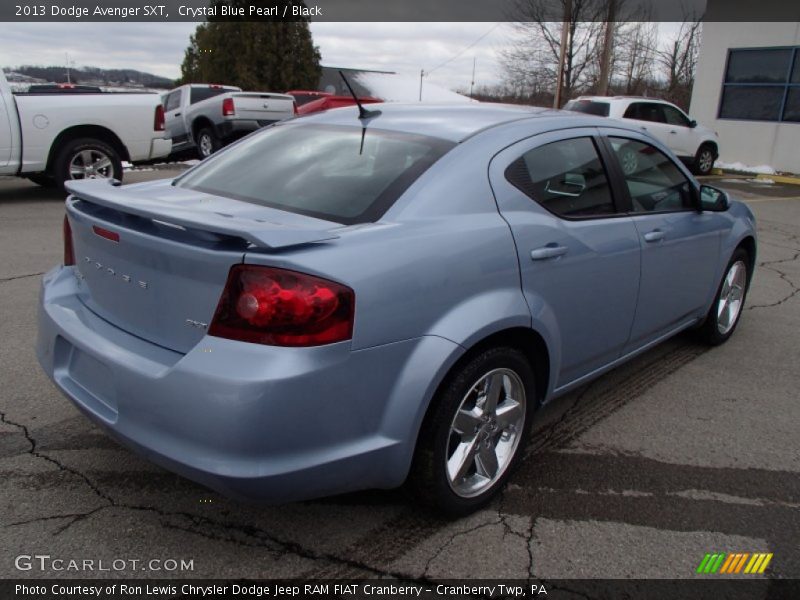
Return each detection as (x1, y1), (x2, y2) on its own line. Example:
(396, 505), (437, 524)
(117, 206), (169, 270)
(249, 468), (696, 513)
(53, 138), (123, 193)
(196, 127), (220, 159)
(693, 144), (716, 176)
(26, 174), (56, 188)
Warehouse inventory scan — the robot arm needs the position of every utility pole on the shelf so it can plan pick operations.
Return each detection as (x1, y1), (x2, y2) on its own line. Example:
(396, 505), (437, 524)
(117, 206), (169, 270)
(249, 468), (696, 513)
(419, 69), (424, 102)
(65, 52), (72, 84)
(469, 57), (476, 99)
(597, 0), (617, 96)
(553, 0), (571, 108)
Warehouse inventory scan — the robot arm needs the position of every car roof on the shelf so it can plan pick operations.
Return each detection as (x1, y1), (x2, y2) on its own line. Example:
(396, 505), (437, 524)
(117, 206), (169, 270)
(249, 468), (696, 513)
(291, 102), (610, 142)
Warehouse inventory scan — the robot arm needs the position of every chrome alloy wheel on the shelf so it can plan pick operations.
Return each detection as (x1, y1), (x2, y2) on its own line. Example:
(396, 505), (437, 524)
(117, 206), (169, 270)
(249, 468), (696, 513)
(69, 149), (114, 180)
(717, 260), (747, 335)
(698, 149), (714, 173)
(198, 133), (214, 158)
(620, 148), (639, 175)
(446, 368), (526, 498)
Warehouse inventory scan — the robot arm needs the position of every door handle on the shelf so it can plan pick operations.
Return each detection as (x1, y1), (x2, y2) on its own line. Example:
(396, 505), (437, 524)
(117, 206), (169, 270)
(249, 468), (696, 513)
(531, 245), (568, 260)
(640, 126), (647, 131)
(174, 112), (181, 117)
(643, 230), (665, 243)
(669, 130), (678, 134)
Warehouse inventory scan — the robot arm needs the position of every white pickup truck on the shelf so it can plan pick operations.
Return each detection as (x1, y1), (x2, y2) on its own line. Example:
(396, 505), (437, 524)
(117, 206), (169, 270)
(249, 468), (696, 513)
(0, 69), (171, 191)
(162, 84), (295, 158)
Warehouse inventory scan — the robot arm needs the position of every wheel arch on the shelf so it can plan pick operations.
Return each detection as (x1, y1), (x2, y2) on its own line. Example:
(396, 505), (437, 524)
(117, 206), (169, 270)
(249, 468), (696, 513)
(735, 235), (757, 289)
(46, 125), (130, 174)
(191, 116), (215, 140)
(699, 139), (719, 157)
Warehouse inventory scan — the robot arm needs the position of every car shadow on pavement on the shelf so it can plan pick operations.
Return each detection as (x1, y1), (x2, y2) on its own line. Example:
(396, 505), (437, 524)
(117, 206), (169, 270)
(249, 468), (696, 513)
(0, 179), (67, 204)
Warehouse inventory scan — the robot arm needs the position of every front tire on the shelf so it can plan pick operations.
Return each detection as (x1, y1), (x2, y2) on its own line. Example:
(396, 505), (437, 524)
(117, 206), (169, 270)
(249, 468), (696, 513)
(697, 248), (750, 345)
(53, 138), (123, 194)
(693, 144), (716, 176)
(408, 346), (536, 516)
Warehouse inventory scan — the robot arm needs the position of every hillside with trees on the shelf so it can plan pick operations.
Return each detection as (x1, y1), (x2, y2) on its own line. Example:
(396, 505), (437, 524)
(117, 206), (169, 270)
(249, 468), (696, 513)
(3, 65), (174, 89)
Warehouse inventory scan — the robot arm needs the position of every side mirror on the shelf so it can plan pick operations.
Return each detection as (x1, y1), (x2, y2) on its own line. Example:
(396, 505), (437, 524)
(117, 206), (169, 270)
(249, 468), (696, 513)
(689, 119), (698, 128)
(699, 184), (730, 212)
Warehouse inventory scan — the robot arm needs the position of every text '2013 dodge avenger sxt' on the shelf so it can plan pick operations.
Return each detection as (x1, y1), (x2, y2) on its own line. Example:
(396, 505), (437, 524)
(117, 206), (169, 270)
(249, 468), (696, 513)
(37, 103), (756, 515)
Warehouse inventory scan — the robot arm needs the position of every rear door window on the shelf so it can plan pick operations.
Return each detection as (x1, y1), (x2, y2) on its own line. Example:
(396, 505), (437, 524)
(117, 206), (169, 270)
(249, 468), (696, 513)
(505, 137), (617, 218)
(624, 102), (665, 123)
(176, 124), (455, 224)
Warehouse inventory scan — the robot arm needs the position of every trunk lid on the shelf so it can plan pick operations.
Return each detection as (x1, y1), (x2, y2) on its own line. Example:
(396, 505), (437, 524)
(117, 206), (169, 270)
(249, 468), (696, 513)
(65, 178), (339, 353)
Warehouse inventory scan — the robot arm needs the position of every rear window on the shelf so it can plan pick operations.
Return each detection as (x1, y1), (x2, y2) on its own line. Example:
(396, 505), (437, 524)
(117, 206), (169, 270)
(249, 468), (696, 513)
(190, 86), (234, 104)
(564, 100), (610, 117)
(175, 124), (455, 224)
(292, 93), (324, 106)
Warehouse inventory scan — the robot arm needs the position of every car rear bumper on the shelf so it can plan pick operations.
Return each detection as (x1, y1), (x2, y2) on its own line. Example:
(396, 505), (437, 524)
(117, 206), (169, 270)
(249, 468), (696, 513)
(36, 266), (460, 502)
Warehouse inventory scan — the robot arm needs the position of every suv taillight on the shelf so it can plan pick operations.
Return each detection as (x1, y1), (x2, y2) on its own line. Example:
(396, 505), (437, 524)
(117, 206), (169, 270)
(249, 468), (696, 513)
(63, 215), (75, 266)
(209, 265), (355, 347)
(154, 104), (165, 131)
(222, 97), (235, 116)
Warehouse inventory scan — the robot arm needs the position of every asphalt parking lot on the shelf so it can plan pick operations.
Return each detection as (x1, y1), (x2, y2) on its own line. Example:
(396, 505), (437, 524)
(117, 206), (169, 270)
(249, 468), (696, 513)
(1, 169), (799, 586)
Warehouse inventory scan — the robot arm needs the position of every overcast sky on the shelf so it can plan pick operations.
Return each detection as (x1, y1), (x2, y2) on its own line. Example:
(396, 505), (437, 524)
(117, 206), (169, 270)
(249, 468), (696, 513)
(0, 22), (680, 92)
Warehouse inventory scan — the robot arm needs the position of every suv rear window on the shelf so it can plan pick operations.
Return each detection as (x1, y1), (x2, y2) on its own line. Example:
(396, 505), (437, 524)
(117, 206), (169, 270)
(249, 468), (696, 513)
(564, 100), (610, 117)
(176, 124), (455, 224)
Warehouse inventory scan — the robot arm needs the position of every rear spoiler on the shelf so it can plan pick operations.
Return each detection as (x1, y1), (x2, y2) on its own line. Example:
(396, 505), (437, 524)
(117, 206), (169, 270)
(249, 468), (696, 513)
(65, 179), (339, 250)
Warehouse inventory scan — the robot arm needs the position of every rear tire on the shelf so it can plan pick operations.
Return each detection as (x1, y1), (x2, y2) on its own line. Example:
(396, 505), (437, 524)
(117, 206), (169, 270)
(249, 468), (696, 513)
(407, 346), (536, 516)
(693, 144), (716, 176)
(195, 127), (220, 159)
(697, 248), (750, 345)
(52, 138), (123, 194)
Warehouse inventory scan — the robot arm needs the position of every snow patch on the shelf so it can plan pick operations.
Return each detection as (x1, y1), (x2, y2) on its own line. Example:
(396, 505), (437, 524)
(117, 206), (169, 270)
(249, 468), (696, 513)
(716, 161), (776, 175)
(353, 72), (473, 104)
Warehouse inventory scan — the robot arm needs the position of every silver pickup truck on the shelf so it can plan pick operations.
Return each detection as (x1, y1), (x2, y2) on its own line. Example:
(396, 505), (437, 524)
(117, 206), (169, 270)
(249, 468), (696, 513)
(163, 84), (295, 158)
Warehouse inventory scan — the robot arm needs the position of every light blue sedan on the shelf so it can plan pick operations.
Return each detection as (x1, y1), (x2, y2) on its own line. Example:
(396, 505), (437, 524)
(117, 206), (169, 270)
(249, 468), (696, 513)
(37, 103), (756, 515)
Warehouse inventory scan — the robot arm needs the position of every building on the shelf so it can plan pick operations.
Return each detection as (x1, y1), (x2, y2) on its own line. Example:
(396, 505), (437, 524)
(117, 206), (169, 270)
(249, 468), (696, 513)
(689, 19), (800, 173)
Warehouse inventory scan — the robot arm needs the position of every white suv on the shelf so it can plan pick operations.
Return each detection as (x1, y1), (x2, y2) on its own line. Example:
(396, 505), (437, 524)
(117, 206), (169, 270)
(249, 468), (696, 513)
(564, 96), (719, 175)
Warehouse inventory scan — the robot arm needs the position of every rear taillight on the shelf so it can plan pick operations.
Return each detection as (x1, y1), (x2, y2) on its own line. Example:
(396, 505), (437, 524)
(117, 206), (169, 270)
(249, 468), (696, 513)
(222, 97), (235, 116)
(209, 265), (354, 347)
(63, 216), (75, 266)
(154, 103), (165, 131)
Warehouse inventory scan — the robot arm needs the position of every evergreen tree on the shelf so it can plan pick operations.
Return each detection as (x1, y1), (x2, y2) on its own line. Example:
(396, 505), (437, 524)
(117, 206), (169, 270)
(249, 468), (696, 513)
(179, 1), (321, 91)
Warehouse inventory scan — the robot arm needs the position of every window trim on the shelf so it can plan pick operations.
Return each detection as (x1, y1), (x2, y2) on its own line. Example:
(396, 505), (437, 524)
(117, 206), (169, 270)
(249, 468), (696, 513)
(599, 134), (700, 216)
(718, 46), (800, 124)
(503, 134), (628, 222)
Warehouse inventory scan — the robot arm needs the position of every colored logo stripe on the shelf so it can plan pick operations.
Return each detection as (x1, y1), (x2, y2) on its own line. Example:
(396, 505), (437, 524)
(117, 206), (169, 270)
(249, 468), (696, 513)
(697, 552), (773, 575)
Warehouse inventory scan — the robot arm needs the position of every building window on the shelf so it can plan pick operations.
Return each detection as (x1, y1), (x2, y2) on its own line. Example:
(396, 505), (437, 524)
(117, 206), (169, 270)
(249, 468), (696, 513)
(719, 47), (800, 122)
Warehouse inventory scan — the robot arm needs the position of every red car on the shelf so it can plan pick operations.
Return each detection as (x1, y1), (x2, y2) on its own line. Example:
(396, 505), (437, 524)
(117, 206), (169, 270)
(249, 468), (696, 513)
(287, 90), (382, 116)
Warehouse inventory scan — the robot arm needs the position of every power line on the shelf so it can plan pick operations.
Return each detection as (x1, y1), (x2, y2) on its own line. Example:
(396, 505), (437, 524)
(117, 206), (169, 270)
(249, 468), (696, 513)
(425, 23), (501, 76)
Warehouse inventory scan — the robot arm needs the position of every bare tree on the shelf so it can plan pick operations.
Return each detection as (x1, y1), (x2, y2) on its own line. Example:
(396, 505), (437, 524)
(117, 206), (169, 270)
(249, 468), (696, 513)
(614, 21), (659, 95)
(501, 0), (608, 106)
(656, 19), (702, 109)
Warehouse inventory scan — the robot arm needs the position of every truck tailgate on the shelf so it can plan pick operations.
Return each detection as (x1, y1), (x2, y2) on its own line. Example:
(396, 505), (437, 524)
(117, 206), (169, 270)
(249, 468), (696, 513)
(230, 93), (294, 121)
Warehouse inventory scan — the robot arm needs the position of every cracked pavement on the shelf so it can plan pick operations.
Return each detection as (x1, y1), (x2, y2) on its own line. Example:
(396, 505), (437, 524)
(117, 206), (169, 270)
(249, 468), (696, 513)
(1, 171), (799, 583)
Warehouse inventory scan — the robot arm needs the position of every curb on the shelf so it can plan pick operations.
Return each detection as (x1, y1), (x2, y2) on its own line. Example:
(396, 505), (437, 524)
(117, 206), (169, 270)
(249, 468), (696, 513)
(755, 173), (800, 186)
